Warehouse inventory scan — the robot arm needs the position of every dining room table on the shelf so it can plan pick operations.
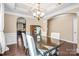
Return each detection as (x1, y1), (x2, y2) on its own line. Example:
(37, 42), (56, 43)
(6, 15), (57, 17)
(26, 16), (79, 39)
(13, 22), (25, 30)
(36, 38), (64, 56)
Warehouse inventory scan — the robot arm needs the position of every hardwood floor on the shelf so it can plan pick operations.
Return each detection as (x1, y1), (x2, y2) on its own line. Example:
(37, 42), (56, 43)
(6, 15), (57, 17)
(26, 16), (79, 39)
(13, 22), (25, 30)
(59, 40), (77, 56)
(4, 42), (78, 56)
(1, 43), (79, 56)
(3, 36), (27, 56)
(3, 44), (26, 56)
(76, 53), (79, 56)
(0, 36), (79, 56)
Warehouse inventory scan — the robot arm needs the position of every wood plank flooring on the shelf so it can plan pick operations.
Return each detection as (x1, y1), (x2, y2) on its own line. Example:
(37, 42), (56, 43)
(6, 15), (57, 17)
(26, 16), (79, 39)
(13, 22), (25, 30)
(59, 40), (77, 56)
(3, 43), (78, 56)
(3, 44), (26, 56)
(0, 36), (79, 56)
(3, 36), (27, 56)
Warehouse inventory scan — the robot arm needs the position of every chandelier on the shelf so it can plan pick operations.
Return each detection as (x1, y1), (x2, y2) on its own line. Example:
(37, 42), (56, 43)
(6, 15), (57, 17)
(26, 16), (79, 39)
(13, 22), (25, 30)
(33, 3), (45, 21)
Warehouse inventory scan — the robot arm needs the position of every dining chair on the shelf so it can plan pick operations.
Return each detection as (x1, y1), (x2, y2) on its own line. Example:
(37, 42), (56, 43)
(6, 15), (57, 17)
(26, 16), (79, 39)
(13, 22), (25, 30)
(21, 33), (29, 55)
(26, 35), (37, 56)
(21, 33), (28, 48)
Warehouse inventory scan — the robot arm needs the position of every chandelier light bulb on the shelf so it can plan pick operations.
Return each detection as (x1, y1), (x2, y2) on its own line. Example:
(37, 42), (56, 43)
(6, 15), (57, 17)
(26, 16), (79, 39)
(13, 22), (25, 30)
(37, 11), (41, 15)
(33, 13), (36, 16)
(33, 3), (45, 18)
(40, 12), (44, 17)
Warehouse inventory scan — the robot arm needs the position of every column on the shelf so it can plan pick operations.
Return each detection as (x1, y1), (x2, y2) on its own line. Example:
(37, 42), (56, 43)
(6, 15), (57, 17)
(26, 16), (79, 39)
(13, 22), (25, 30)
(72, 14), (77, 44)
(0, 3), (9, 54)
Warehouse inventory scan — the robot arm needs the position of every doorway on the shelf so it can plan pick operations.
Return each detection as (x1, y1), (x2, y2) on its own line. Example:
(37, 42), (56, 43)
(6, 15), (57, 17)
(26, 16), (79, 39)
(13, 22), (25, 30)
(17, 17), (26, 48)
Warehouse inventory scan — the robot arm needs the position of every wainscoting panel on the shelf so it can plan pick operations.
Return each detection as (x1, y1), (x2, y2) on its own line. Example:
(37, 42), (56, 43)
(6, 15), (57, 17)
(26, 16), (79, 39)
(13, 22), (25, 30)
(5, 33), (17, 45)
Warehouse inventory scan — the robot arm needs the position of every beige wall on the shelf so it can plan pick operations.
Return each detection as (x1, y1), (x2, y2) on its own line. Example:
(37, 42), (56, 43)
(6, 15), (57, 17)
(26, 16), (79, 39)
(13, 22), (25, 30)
(26, 19), (47, 33)
(4, 14), (17, 33)
(48, 14), (74, 42)
(4, 14), (47, 34)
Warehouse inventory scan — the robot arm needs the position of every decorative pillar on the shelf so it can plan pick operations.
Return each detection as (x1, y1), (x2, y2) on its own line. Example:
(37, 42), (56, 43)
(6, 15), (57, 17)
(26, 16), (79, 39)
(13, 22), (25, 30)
(0, 3), (9, 54)
(72, 13), (77, 44)
(72, 13), (77, 54)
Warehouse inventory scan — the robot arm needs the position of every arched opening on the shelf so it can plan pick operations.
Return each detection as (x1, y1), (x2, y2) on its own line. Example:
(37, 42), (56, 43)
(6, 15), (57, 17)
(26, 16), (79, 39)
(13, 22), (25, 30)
(17, 17), (26, 48)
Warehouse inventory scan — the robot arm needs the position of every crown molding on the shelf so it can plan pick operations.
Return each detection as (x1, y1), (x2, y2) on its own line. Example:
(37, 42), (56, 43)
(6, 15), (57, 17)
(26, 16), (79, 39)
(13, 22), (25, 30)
(44, 4), (79, 20)
(76, 13), (79, 16)
(4, 11), (34, 19)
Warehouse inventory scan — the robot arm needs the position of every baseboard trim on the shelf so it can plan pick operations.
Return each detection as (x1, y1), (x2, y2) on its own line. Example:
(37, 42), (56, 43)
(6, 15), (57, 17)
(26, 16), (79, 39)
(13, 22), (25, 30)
(48, 36), (77, 44)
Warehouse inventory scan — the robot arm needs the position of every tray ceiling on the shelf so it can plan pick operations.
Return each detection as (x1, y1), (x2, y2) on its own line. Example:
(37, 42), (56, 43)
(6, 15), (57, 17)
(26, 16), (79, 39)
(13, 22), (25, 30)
(4, 3), (79, 20)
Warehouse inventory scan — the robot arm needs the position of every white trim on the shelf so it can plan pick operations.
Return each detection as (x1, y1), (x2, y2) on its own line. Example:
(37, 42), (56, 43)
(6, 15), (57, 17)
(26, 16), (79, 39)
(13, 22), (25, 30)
(0, 3), (9, 53)
(44, 4), (79, 20)
(48, 35), (77, 44)
(5, 33), (17, 45)
(4, 11), (32, 18)
(51, 32), (60, 40)
(60, 39), (76, 44)
(72, 14), (78, 44)
(15, 7), (31, 14)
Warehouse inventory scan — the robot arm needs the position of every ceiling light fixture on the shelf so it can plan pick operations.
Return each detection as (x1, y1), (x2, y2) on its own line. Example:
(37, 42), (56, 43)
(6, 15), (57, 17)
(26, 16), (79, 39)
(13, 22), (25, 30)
(33, 3), (45, 21)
